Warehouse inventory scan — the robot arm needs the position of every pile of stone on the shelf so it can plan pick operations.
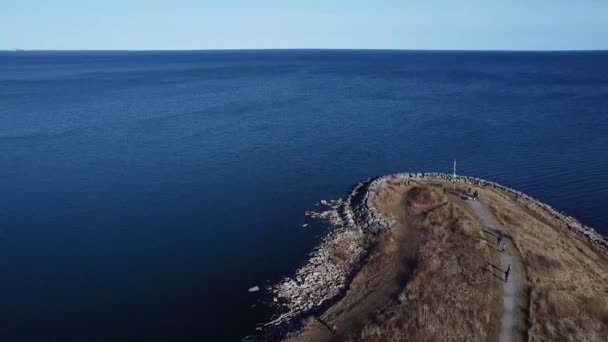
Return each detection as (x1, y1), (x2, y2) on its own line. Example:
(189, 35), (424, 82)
(265, 177), (396, 327)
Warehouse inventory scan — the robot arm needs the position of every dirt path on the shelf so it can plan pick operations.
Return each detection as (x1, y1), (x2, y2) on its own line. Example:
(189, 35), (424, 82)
(468, 200), (519, 342)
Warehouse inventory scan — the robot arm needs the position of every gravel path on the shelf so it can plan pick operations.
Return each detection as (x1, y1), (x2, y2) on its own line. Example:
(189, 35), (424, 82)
(468, 200), (519, 342)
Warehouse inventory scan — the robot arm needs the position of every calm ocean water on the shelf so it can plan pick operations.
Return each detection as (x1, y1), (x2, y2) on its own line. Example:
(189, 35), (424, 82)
(1, 50), (607, 341)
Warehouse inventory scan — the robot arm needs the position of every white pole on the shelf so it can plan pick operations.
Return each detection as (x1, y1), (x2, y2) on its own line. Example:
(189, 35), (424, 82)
(453, 159), (456, 191)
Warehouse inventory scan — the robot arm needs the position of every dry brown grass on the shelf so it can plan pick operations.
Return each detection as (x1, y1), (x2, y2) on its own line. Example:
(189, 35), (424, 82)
(357, 183), (501, 342)
(482, 188), (608, 342)
(286, 179), (502, 342)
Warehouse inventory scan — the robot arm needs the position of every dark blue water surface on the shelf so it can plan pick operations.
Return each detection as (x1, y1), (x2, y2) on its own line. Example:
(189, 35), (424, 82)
(1, 50), (607, 341)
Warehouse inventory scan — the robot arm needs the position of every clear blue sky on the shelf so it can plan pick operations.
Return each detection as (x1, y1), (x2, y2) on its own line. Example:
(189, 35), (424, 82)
(3, 0), (608, 50)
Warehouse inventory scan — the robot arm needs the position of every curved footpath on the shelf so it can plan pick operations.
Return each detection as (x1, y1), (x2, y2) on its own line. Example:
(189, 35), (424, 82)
(468, 200), (519, 342)
(263, 172), (608, 336)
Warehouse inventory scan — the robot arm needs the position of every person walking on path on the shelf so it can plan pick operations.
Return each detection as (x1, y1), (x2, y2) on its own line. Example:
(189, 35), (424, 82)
(468, 199), (519, 342)
(500, 242), (506, 253)
(497, 230), (503, 245)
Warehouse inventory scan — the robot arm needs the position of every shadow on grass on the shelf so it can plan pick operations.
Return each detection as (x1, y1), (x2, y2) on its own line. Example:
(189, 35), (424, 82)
(491, 271), (505, 282)
(421, 202), (448, 215)
(484, 265), (505, 281)
(313, 316), (335, 336)
(487, 261), (502, 271)
(480, 235), (497, 245)
(483, 241), (502, 252)
(483, 229), (498, 238)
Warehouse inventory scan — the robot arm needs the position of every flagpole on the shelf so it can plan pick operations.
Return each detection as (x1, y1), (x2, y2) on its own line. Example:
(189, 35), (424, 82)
(453, 159), (456, 191)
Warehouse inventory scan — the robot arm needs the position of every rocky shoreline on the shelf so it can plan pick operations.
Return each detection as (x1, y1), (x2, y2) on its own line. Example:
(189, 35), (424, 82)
(264, 177), (396, 330)
(263, 172), (607, 333)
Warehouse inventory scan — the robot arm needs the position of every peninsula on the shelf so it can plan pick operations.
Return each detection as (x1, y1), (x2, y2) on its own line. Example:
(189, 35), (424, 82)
(261, 173), (608, 341)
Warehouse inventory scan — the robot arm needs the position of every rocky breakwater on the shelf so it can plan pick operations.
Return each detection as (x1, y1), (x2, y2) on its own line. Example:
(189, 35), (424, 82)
(265, 177), (396, 328)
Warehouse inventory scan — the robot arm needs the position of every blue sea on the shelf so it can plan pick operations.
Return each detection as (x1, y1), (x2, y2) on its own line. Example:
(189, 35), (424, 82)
(1, 50), (607, 341)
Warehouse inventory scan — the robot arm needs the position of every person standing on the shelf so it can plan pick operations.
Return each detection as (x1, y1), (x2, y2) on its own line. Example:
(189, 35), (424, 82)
(497, 230), (503, 245)
(500, 242), (506, 253)
(504, 264), (511, 282)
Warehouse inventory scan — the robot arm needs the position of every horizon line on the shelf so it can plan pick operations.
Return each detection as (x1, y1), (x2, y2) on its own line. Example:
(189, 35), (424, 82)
(4, 48), (608, 53)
